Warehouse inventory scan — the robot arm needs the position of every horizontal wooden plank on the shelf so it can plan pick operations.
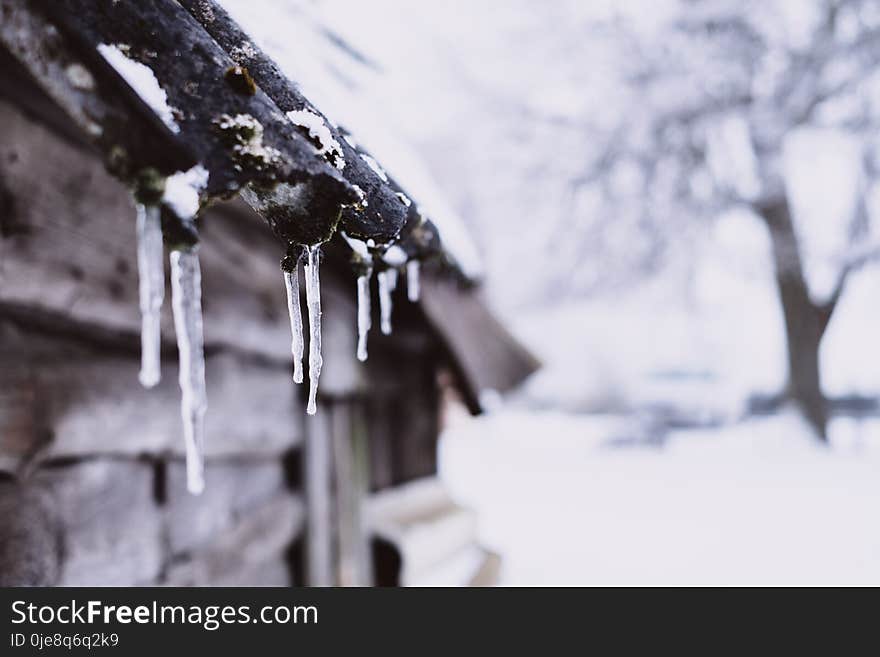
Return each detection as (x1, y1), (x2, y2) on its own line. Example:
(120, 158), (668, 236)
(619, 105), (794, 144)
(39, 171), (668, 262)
(165, 460), (291, 555)
(0, 99), (296, 362)
(164, 493), (303, 586)
(0, 480), (61, 585)
(0, 322), (302, 472)
(42, 460), (163, 586)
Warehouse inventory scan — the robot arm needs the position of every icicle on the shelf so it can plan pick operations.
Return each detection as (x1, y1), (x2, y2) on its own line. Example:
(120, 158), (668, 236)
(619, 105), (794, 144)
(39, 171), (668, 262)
(303, 244), (323, 415)
(170, 248), (207, 494)
(284, 263), (305, 384)
(407, 260), (421, 302)
(378, 270), (394, 335)
(386, 268), (398, 292)
(136, 204), (165, 388)
(356, 269), (372, 362)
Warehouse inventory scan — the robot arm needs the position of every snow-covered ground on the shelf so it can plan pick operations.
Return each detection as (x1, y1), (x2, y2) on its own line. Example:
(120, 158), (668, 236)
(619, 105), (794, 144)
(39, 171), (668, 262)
(439, 407), (880, 586)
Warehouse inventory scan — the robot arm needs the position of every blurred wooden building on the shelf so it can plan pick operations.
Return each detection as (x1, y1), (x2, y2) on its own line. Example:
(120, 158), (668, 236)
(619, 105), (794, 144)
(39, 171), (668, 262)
(0, 0), (537, 586)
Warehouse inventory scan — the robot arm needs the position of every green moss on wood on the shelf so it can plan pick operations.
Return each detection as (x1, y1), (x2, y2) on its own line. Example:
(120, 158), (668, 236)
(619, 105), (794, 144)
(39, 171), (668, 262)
(224, 65), (256, 96)
(132, 167), (166, 205)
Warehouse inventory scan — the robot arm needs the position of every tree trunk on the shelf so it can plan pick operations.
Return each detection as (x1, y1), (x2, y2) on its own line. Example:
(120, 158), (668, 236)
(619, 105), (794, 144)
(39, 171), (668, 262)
(757, 198), (829, 440)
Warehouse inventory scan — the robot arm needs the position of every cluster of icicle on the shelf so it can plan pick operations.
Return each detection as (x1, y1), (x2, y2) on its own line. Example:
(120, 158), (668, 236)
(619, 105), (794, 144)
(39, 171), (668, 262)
(283, 243), (420, 397)
(134, 202), (207, 494)
(285, 244), (323, 415)
(342, 252), (419, 365)
(134, 201), (423, 494)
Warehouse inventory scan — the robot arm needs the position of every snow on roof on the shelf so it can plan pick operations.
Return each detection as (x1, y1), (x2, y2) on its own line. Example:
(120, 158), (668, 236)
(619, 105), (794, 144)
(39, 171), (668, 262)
(219, 0), (484, 278)
(97, 42), (180, 134)
(285, 108), (346, 170)
(348, 122), (485, 279)
(163, 164), (209, 219)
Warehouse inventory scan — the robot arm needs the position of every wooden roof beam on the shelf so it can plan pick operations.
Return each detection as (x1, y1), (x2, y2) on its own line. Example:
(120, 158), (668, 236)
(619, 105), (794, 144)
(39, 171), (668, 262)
(27, 0), (357, 246)
(178, 0), (412, 247)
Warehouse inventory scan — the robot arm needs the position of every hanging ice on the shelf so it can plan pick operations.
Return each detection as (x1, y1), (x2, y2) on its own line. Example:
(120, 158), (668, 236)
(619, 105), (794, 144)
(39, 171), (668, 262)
(407, 260), (421, 302)
(284, 263), (305, 384)
(170, 248), (207, 495)
(378, 270), (394, 335)
(357, 269), (372, 362)
(303, 244), (323, 415)
(136, 204), (165, 388)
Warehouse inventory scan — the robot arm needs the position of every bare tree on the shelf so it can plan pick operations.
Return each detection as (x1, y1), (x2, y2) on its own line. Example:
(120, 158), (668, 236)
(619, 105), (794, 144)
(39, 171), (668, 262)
(561, 0), (880, 438)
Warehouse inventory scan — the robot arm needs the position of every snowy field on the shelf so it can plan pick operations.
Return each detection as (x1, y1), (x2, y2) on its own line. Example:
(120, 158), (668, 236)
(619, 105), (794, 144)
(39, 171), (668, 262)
(439, 408), (880, 586)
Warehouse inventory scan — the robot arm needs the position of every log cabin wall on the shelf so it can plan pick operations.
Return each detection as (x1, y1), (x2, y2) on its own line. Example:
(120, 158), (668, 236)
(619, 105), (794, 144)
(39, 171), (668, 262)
(0, 98), (307, 585)
(0, 97), (444, 586)
(0, 322), (306, 586)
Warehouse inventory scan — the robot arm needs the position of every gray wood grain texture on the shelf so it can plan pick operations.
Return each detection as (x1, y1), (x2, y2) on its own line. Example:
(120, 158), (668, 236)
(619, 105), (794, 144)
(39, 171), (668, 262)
(0, 481), (61, 585)
(0, 326), (303, 473)
(165, 460), (290, 554)
(42, 460), (164, 586)
(164, 493), (302, 586)
(0, 100), (293, 359)
(304, 407), (333, 586)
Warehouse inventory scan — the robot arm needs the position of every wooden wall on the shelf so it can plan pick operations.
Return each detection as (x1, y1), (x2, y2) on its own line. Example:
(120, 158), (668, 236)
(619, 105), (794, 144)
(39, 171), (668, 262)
(0, 98), (443, 585)
(0, 98), (310, 585)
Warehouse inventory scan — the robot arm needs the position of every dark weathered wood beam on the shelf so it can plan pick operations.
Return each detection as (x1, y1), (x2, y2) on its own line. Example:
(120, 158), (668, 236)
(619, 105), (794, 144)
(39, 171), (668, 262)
(178, 0), (410, 245)
(30, 0), (356, 245)
(395, 214), (444, 263)
(0, 0), (194, 180)
(34, 0), (343, 194)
